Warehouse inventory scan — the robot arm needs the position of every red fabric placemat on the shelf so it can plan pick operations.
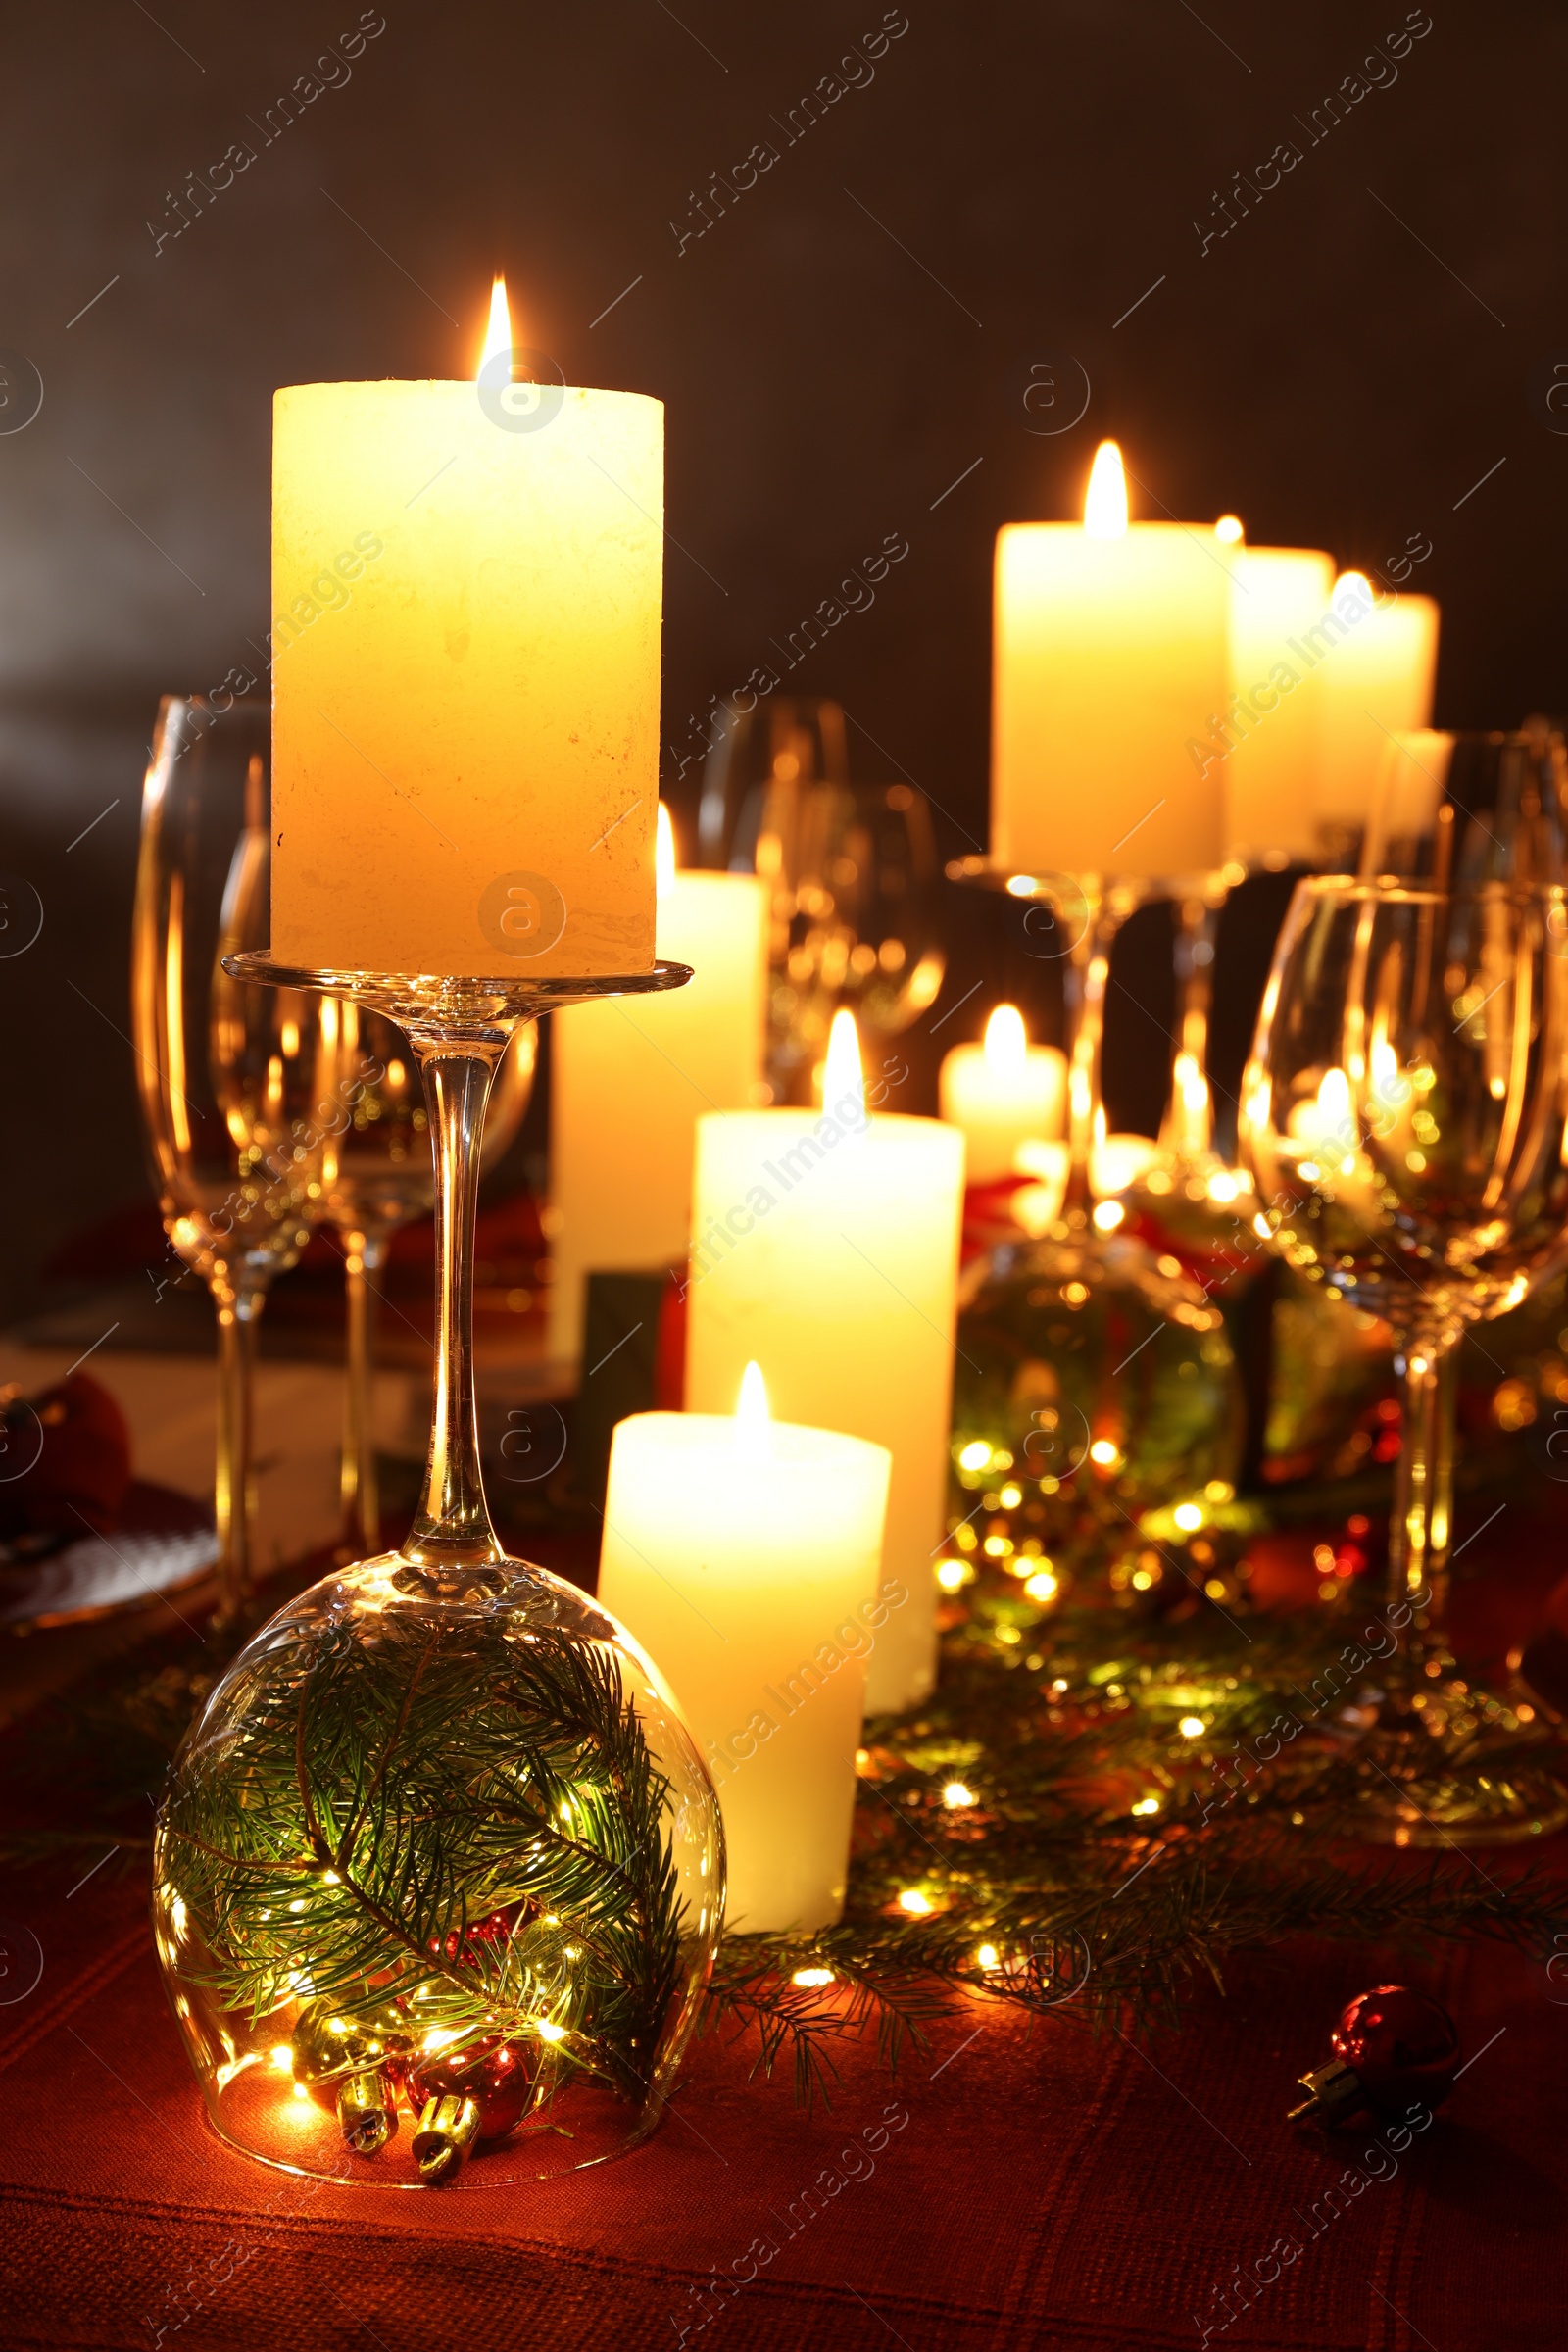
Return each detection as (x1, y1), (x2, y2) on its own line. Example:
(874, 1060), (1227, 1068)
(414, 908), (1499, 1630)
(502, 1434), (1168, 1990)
(2, 1849), (1563, 2352)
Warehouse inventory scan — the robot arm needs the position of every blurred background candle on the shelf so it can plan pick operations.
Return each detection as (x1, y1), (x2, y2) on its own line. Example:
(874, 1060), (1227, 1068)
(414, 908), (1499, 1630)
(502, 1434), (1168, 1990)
(939, 1004), (1065, 1182)
(1314, 572), (1440, 848)
(991, 440), (1231, 879)
(549, 805), (767, 1359)
(271, 280), (661, 977)
(685, 1012), (964, 1712)
(1213, 519), (1336, 863)
(599, 1364), (892, 1931)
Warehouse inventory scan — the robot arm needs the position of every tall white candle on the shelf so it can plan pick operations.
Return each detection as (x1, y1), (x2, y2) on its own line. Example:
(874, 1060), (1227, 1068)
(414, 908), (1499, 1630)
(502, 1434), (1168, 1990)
(599, 1366), (892, 1931)
(1314, 573), (1440, 839)
(684, 1014), (964, 1712)
(1213, 523), (1336, 861)
(271, 280), (660, 977)
(939, 1004), (1066, 1183)
(549, 806), (767, 1358)
(991, 441), (1231, 880)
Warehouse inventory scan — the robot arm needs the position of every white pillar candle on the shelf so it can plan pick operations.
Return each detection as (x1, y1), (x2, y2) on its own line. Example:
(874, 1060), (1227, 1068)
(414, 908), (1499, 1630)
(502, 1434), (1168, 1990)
(599, 1366), (892, 1932)
(684, 1014), (964, 1713)
(1212, 523), (1337, 861)
(939, 1004), (1066, 1183)
(549, 807), (767, 1358)
(1314, 573), (1440, 838)
(991, 441), (1231, 880)
(271, 280), (660, 978)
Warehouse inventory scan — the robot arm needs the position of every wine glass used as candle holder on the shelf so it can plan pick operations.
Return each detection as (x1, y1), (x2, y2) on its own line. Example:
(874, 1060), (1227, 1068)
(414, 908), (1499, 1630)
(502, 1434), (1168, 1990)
(153, 953), (725, 2188)
(944, 862), (1244, 1603)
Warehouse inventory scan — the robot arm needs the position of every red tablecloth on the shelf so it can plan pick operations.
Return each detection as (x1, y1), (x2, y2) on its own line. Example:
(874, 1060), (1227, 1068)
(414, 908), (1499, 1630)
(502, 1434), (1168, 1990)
(3, 1840), (1563, 2350)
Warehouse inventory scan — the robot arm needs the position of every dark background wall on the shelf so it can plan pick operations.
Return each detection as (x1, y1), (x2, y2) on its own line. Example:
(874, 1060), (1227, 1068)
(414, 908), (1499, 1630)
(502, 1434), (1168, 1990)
(2, 0), (1564, 1321)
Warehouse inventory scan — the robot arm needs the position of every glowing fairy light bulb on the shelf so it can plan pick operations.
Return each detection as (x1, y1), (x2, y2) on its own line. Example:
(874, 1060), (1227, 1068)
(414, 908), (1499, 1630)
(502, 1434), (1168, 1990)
(1083, 438), (1128, 538)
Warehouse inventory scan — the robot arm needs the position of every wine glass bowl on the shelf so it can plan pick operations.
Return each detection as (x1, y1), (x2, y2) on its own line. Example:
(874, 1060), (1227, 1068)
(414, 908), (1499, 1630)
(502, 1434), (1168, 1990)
(1242, 875), (1568, 1840)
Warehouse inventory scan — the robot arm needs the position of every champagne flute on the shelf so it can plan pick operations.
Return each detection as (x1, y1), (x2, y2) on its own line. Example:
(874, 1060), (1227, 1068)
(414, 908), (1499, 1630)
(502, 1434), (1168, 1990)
(133, 697), (330, 1621)
(1242, 874), (1568, 1839)
(321, 1002), (536, 1556)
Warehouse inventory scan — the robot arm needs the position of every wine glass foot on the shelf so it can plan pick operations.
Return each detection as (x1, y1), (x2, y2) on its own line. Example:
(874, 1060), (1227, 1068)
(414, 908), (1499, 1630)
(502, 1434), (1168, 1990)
(1344, 1682), (1568, 1846)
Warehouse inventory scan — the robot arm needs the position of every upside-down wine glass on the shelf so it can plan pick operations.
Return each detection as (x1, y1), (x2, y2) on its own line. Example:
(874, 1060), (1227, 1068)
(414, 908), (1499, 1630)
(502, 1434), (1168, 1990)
(132, 697), (330, 1622)
(1242, 873), (1568, 1840)
(321, 1000), (537, 1556)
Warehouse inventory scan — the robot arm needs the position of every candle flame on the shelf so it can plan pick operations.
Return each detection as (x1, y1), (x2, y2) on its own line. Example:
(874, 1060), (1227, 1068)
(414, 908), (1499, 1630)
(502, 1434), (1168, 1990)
(1083, 439), (1128, 539)
(1335, 568), (1373, 601)
(656, 802), (677, 894)
(1214, 514), (1244, 545)
(983, 1003), (1028, 1076)
(824, 1007), (865, 1119)
(735, 1360), (771, 1460)
(479, 273), (512, 378)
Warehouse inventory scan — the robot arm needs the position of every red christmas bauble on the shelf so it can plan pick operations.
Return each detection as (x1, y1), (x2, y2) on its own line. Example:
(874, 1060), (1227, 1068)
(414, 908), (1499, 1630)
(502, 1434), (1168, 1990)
(1331, 1984), (1459, 2109)
(405, 2034), (534, 2143)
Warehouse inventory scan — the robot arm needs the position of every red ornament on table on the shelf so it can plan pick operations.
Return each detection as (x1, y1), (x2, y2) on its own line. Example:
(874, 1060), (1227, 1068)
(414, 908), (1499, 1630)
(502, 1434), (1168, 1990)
(1289, 1984), (1459, 2128)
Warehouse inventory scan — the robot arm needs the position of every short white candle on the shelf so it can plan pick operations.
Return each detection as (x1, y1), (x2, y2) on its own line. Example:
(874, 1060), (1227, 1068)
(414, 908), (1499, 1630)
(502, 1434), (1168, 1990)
(939, 1004), (1066, 1183)
(684, 1014), (964, 1713)
(599, 1366), (892, 1932)
(549, 806), (767, 1357)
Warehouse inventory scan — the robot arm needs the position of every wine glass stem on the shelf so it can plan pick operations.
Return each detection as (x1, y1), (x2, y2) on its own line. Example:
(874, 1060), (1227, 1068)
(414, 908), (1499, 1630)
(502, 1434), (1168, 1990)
(1062, 892), (1123, 1221)
(213, 1281), (264, 1625)
(1161, 893), (1218, 1163)
(339, 1224), (390, 1557)
(1389, 1333), (1458, 1696)
(403, 1043), (505, 1568)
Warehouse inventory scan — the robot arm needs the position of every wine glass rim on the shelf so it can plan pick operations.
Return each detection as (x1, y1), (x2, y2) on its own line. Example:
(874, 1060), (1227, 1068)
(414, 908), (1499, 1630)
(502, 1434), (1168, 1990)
(1297, 874), (1568, 908)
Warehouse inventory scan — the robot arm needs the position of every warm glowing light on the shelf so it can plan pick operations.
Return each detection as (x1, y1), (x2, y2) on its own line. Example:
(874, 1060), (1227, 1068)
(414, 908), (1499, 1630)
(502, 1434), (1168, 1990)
(1173, 1502), (1204, 1532)
(1131, 1795), (1161, 1817)
(823, 1007), (865, 1117)
(270, 2045), (293, 2073)
(1178, 1715), (1206, 1739)
(976, 1943), (1000, 1971)
(535, 2019), (567, 2043)
(291, 2081), (311, 2102)
(1092, 1199), (1124, 1233)
(1024, 1568), (1058, 1604)
(936, 1556), (972, 1592)
(656, 800), (677, 893)
(943, 1781), (976, 1809)
(1214, 514), (1244, 545)
(958, 1440), (991, 1472)
(734, 1359), (771, 1460)
(792, 1966), (835, 1987)
(1089, 1439), (1120, 1467)
(1083, 439), (1129, 539)
(1335, 568), (1373, 604)
(479, 272), (512, 377)
(983, 1002), (1028, 1076)
(898, 1887), (934, 1916)
(1005, 873), (1038, 897)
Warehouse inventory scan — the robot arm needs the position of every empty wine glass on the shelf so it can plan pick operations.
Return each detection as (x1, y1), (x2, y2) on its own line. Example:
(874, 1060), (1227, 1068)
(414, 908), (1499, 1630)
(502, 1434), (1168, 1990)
(1362, 726), (1568, 889)
(132, 697), (330, 1619)
(1242, 874), (1568, 1840)
(321, 1001), (537, 1556)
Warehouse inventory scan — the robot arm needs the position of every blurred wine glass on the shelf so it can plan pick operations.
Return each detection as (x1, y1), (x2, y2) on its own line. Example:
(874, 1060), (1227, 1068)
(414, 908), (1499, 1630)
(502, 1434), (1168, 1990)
(321, 1003), (536, 1556)
(132, 698), (329, 1619)
(1243, 874), (1568, 1840)
(697, 697), (941, 1100)
(1362, 727), (1568, 889)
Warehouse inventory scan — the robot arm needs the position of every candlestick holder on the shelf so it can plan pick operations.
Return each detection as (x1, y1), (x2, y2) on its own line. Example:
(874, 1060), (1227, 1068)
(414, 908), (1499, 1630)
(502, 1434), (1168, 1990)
(153, 953), (725, 2187)
(943, 861), (1244, 1604)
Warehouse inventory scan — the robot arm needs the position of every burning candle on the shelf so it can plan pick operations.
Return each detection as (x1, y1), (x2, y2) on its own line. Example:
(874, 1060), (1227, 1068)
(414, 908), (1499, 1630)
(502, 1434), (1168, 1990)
(1314, 572), (1440, 846)
(938, 1004), (1066, 1183)
(599, 1364), (892, 1931)
(549, 806), (768, 1357)
(270, 278), (662, 976)
(991, 440), (1231, 879)
(684, 1012), (964, 1712)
